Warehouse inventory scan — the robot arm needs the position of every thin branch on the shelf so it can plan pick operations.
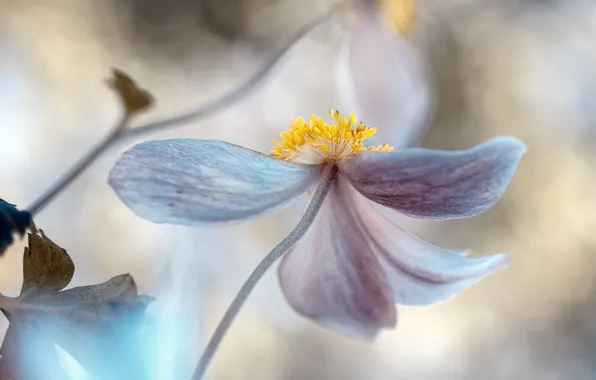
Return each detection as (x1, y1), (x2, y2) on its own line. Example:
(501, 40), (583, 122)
(26, 117), (128, 216)
(122, 7), (338, 138)
(24, 8), (337, 216)
(190, 164), (338, 380)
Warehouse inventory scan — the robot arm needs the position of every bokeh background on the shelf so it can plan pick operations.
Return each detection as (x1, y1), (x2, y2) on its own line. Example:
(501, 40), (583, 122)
(2, 0), (596, 379)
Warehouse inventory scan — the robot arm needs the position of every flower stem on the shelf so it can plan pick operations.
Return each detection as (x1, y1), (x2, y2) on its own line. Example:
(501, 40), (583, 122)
(26, 116), (128, 216)
(24, 9), (337, 216)
(123, 7), (338, 139)
(191, 164), (338, 380)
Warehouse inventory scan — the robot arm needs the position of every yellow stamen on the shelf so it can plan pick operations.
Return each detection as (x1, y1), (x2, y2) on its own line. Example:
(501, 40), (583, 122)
(270, 109), (393, 164)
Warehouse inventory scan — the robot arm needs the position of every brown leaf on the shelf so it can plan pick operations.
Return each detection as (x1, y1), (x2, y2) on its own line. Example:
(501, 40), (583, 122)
(0, 232), (153, 380)
(22, 232), (74, 293)
(107, 68), (154, 116)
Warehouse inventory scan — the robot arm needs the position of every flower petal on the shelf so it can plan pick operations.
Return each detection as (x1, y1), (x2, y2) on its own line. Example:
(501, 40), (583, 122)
(278, 178), (396, 340)
(336, 10), (434, 148)
(341, 176), (507, 305)
(340, 137), (526, 220)
(108, 139), (321, 225)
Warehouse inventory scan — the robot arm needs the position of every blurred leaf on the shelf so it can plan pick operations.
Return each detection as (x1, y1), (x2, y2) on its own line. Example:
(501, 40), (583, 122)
(0, 232), (153, 380)
(107, 68), (154, 117)
(0, 199), (33, 256)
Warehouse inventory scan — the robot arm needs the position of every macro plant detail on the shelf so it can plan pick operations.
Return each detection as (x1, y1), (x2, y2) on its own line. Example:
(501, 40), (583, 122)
(0, 0), (538, 379)
(270, 110), (393, 163)
(0, 232), (152, 379)
(108, 109), (525, 377)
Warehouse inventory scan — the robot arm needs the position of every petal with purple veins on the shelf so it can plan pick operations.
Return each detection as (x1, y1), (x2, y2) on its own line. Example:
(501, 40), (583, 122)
(278, 178), (396, 340)
(108, 139), (321, 226)
(340, 176), (507, 305)
(340, 137), (526, 220)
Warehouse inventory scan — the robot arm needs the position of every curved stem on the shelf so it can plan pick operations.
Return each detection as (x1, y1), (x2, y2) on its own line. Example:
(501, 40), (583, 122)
(26, 117), (128, 216)
(122, 7), (337, 138)
(24, 8), (337, 216)
(191, 164), (338, 380)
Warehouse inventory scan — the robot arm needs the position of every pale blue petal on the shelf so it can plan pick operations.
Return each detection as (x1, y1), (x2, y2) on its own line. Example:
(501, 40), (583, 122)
(109, 139), (321, 225)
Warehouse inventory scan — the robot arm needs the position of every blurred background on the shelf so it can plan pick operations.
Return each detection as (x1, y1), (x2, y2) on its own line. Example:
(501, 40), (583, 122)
(1, 0), (596, 379)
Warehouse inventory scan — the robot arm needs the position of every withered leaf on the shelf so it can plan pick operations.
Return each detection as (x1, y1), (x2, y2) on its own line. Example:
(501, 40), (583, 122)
(107, 68), (154, 116)
(0, 199), (33, 256)
(0, 232), (153, 380)
(22, 230), (73, 292)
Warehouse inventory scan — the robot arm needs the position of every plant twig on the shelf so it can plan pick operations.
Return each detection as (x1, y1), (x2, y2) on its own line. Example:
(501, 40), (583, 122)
(27, 116), (129, 216)
(191, 164), (338, 380)
(122, 7), (337, 138)
(24, 8), (337, 216)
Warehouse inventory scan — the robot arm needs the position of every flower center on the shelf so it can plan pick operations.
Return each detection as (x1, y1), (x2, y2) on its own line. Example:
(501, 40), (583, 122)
(270, 109), (393, 164)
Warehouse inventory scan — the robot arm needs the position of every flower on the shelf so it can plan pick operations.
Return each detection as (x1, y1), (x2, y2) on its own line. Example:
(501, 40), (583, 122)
(108, 110), (525, 339)
(337, 0), (434, 148)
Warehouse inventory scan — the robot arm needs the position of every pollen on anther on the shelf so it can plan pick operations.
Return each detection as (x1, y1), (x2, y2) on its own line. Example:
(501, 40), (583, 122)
(270, 109), (394, 164)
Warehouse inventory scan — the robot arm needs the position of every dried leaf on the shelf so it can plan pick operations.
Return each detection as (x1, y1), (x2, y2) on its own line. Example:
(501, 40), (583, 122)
(107, 68), (154, 116)
(22, 231), (74, 292)
(0, 233), (153, 380)
(0, 199), (33, 256)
